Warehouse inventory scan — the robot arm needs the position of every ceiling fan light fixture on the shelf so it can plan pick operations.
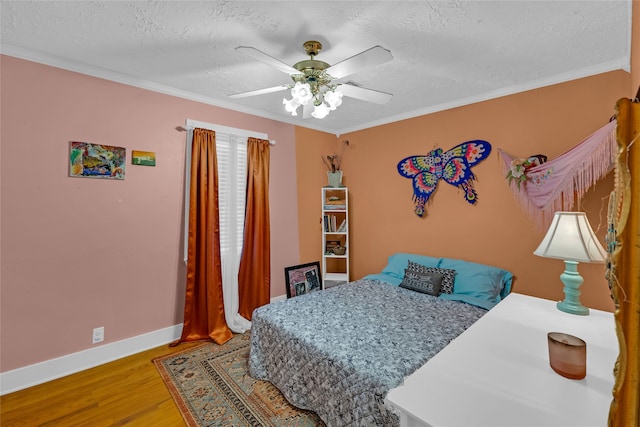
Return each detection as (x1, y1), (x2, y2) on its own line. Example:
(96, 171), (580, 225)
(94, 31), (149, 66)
(285, 80), (341, 119)
(290, 82), (313, 105)
(311, 102), (331, 119)
(324, 88), (343, 111)
(283, 97), (300, 116)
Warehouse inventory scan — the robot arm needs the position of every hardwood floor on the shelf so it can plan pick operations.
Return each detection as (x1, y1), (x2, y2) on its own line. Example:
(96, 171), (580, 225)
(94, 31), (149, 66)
(0, 342), (200, 426)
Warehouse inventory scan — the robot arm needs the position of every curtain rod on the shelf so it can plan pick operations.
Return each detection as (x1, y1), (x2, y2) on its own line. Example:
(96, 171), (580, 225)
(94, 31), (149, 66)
(179, 120), (276, 145)
(176, 125), (276, 146)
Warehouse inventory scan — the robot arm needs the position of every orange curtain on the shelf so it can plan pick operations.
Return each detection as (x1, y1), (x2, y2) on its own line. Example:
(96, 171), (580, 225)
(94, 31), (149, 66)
(238, 137), (271, 320)
(178, 128), (233, 345)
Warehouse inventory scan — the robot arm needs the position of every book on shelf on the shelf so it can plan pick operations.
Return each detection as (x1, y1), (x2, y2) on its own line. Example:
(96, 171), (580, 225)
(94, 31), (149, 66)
(324, 214), (344, 232)
(323, 204), (346, 210)
(337, 219), (347, 232)
(323, 215), (332, 232)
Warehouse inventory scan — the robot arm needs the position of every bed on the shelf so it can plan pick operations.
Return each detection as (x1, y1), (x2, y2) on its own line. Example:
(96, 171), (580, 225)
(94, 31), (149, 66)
(249, 253), (513, 426)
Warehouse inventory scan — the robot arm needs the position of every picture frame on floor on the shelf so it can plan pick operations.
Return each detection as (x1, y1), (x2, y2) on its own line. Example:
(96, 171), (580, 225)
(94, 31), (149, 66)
(284, 261), (322, 298)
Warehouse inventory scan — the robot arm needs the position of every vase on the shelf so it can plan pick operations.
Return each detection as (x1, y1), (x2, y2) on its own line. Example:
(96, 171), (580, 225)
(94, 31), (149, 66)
(327, 171), (343, 187)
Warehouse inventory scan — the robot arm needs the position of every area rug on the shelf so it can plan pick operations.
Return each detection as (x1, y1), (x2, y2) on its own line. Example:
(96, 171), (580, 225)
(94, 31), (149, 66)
(153, 333), (325, 427)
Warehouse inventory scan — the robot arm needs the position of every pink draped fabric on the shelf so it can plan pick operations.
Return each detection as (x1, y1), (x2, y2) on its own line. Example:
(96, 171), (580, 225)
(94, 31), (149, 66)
(499, 120), (617, 228)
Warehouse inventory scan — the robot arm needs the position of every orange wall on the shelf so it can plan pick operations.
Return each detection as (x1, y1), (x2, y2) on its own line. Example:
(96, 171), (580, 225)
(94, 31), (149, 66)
(296, 71), (632, 313)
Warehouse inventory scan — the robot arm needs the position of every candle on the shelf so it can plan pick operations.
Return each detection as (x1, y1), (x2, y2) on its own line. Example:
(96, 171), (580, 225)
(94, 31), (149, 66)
(547, 332), (587, 379)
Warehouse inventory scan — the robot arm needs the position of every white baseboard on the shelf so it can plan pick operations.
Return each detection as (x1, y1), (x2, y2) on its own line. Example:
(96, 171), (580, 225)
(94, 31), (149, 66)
(0, 297), (287, 395)
(0, 324), (183, 396)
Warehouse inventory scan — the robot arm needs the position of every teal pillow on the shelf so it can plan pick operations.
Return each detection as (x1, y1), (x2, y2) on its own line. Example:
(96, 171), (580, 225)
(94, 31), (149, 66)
(381, 253), (441, 280)
(438, 258), (514, 307)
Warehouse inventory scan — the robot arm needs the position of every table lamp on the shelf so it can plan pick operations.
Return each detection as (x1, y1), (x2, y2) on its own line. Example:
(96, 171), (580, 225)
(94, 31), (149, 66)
(534, 211), (606, 315)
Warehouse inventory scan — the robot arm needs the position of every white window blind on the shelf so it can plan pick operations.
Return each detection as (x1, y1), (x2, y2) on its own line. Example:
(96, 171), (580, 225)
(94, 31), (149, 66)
(215, 133), (247, 258)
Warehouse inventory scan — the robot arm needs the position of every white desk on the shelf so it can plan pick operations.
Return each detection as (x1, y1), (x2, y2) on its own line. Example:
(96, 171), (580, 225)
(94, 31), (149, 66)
(385, 293), (617, 427)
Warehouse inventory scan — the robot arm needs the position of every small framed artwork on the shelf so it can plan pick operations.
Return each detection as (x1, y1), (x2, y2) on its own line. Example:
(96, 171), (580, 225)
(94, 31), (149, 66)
(132, 150), (156, 166)
(69, 141), (125, 179)
(284, 261), (322, 298)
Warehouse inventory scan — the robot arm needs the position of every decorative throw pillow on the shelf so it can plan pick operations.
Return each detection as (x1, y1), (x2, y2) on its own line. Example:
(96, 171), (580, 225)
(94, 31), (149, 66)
(406, 260), (456, 294)
(400, 268), (444, 296)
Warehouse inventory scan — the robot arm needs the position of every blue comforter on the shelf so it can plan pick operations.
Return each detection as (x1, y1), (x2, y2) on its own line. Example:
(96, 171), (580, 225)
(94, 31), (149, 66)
(249, 279), (487, 426)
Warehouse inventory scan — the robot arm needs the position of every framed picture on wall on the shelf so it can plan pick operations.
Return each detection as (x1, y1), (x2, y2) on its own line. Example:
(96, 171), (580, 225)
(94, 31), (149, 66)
(284, 261), (322, 298)
(69, 141), (126, 179)
(132, 150), (156, 166)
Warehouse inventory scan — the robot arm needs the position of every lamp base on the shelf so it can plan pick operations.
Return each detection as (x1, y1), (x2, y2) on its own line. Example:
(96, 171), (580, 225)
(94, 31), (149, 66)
(557, 300), (590, 316)
(557, 260), (589, 316)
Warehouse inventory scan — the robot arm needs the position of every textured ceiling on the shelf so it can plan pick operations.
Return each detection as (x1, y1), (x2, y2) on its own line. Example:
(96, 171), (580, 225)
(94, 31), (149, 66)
(0, 1), (631, 135)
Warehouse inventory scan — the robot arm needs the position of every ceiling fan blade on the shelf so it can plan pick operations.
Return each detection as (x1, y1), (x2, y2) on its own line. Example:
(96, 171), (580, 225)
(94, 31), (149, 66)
(326, 46), (393, 79)
(339, 84), (392, 104)
(228, 85), (289, 98)
(235, 46), (300, 75)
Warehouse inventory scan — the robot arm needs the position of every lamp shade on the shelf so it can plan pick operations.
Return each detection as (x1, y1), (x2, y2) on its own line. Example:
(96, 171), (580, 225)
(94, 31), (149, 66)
(533, 212), (606, 263)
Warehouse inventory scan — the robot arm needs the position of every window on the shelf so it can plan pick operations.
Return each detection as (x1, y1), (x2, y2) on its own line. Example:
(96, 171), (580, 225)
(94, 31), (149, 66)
(215, 133), (247, 258)
(183, 119), (268, 262)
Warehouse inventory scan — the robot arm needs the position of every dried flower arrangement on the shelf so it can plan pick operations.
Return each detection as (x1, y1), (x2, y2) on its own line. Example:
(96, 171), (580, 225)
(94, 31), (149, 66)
(322, 140), (350, 172)
(505, 154), (548, 190)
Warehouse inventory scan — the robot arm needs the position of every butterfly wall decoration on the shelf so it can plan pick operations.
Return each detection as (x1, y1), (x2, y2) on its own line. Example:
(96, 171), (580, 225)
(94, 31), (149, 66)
(397, 140), (492, 217)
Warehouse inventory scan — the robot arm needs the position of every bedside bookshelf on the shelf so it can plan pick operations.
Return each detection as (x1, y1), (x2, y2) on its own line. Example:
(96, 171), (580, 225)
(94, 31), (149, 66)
(321, 187), (349, 289)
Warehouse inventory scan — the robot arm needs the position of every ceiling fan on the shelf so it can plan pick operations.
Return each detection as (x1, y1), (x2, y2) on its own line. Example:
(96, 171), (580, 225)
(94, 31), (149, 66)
(229, 40), (393, 119)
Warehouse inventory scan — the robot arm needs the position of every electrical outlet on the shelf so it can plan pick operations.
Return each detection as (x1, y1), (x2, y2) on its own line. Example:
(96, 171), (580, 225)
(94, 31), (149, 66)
(92, 327), (104, 344)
